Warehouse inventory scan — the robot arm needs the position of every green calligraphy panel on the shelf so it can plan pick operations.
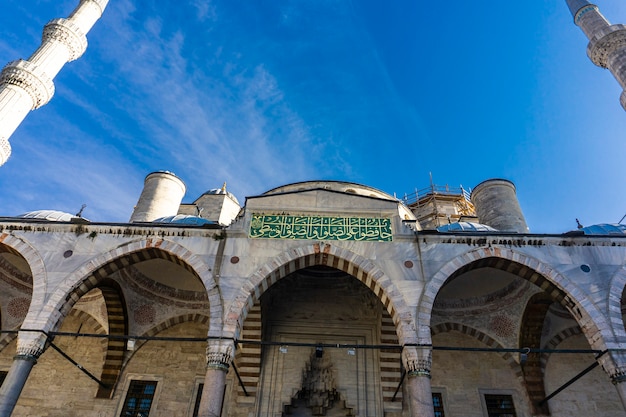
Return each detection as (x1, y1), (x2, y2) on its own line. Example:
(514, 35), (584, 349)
(249, 214), (392, 241)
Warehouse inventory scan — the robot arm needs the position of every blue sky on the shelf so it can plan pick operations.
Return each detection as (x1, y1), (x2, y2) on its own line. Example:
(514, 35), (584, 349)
(0, 0), (625, 233)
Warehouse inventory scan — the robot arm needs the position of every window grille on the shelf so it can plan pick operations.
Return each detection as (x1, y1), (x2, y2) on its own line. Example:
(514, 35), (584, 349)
(432, 392), (445, 417)
(484, 394), (517, 417)
(120, 380), (158, 417)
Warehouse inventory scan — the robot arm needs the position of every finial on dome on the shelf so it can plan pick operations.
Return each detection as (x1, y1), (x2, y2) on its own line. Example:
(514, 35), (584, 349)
(221, 182), (227, 192)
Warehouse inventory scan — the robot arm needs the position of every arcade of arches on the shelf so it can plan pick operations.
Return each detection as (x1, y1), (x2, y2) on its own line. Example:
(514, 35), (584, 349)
(0, 183), (625, 417)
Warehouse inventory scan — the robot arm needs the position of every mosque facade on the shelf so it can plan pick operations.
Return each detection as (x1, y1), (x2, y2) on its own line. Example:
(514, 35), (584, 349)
(0, 174), (624, 417)
(0, 1), (625, 417)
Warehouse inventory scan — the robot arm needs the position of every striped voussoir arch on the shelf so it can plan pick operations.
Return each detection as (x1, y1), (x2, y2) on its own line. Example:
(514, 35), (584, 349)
(64, 248), (197, 310)
(223, 243), (415, 345)
(0, 331), (18, 354)
(52, 240), (220, 333)
(116, 314), (211, 391)
(420, 247), (609, 354)
(519, 292), (553, 415)
(141, 313), (211, 339)
(67, 309), (107, 335)
(540, 326), (583, 371)
(0, 233), (46, 306)
(95, 287), (127, 398)
(608, 265), (626, 344)
(431, 322), (521, 377)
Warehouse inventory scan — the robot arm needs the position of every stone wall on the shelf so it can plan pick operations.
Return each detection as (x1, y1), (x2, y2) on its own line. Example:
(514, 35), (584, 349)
(544, 335), (626, 417)
(2, 319), (207, 416)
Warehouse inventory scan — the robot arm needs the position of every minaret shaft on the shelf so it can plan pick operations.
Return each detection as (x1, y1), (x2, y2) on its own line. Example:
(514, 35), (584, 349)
(0, 0), (108, 166)
(568, 2), (626, 111)
(575, 5), (610, 38)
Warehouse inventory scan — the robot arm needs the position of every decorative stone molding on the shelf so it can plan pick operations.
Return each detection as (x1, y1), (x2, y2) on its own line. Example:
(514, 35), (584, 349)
(206, 340), (234, 371)
(0, 139), (11, 169)
(611, 366), (626, 385)
(43, 19), (88, 61)
(0, 60), (55, 109)
(15, 332), (47, 359)
(588, 25), (626, 68)
(575, 4), (599, 25)
(403, 346), (432, 378)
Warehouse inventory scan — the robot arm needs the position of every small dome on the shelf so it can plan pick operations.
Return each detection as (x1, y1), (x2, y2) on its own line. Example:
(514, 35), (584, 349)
(202, 188), (240, 205)
(152, 215), (216, 226)
(202, 183), (241, 206)
(579, 223), (626, 236)
(437, 222), (498, 233)
(17, 210), (87, 222)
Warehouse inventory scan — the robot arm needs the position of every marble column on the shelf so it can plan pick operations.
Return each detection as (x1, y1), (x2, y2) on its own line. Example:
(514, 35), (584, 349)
(403, 345), (435, 417)
(197, 340), (234, 417)
(0, 332), (46, 417)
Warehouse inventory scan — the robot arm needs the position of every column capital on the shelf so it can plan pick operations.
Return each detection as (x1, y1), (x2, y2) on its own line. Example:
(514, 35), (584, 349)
(43, 19), (88, 61)
(206, 339), (234, 372)
(403, 345), (432, 379)
(15, 331), (47, 360)
(611, 368), (626, 385)
(0, 60), (55, 109)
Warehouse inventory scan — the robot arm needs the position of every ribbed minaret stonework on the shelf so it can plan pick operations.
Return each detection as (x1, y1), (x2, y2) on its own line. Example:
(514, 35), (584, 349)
(0, 0), (109, 166)
(566, 0), (626, 111)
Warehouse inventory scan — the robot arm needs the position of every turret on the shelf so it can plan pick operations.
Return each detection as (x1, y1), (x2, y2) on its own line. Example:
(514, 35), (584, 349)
(566, 1), (626, 111)
(470, 179), (529, 233)
(0, 0), (109, 166)
(130, 171), (186, 223)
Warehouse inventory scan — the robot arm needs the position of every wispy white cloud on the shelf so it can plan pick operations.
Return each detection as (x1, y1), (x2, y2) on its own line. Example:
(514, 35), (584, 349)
(50, 0), (324, 214)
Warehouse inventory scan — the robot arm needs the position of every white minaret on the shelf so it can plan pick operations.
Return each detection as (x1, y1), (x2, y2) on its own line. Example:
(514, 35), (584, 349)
(566, 0), (626, 111)
(0, 0), (109, 166)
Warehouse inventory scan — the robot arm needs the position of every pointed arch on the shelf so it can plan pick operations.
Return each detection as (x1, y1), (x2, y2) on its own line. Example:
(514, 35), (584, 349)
(223, 243), (417, 345)
(0, 233), (46, 315)
(141, 313), (211, 339)
(431, 322), (521, 376)
(419, 247), (610, 355)
(124, 313), (210, 360)
(519, 292), (553, 415)
(0, 330), (18, 354)
(540, 326), (583, 371)
(28, 238), (221, 338)
(67, 309), (107, 336)
(608, 265), (626, 343)
(95, 283), (127, 398)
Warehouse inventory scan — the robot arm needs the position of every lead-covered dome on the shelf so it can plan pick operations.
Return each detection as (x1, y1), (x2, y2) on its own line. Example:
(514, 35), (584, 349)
(437, 222), (498, 233)
(17, 210), (87, 222)
(152, 215), (217, 226)
(579, 223), (626, 236)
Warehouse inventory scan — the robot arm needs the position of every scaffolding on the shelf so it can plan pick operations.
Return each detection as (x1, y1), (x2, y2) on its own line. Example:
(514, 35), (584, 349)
(402, 184), (477, 229)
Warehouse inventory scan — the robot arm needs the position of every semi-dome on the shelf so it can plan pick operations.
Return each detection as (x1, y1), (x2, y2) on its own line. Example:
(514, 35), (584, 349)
(579, 223), (626, 236)
(437, 222), (498, 233)
(17, 210), (87, 222)
(152, 215), (217, 226)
